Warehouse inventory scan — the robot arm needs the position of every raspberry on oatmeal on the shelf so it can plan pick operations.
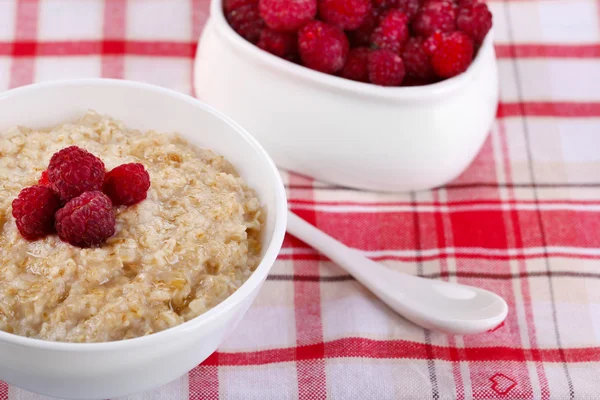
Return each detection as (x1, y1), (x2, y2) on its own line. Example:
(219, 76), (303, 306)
(55, 191), (116, 248)
(103, 163), (151, 206)
(48, 145), (106, 202)
(11, 185), (61, 241)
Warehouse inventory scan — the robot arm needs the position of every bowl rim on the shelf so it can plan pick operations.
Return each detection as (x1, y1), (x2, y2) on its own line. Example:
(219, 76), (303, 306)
(208, 0), (494, 100)
(0, 78), (288, 351)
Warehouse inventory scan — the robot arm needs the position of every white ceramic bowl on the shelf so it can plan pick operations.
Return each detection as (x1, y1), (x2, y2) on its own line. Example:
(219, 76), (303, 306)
(194, 2), (499, 192)
(0, 79), (287, 399)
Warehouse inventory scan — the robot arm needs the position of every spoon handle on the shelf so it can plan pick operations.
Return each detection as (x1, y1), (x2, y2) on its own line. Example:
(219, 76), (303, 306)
(286, 210), (508, 335)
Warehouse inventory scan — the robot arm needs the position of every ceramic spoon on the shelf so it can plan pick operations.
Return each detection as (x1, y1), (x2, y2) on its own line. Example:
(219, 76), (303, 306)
(286, 211), (509, 335)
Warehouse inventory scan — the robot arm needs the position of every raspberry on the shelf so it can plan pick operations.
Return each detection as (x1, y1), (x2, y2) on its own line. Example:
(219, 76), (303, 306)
(226, 4), (264, 44)
(318, 0), (371, 30)
(259, 0), (317, 32)
(347, 8), (383, 47)
(368, 48), (405, 86)
(224, 0), (257, 13)
(38, 170), (50, 187)
(457, 0), (477, 7)
(423, 31), (443, 55)
(55, 191), (116, 248)
(47, 146), (106, 202)
(457, 1), (492, 46)
(11, 185), (61, 240)
(430, 31), (473, 78)
(298, 21), (349, 73)
(340, 47), (369, 82)
(102, 163), (151, 206)
(258, 28), (298, 61)
(373, 0), (421, 20)
(371, 10), (409, 53)
(412, 0), (457, 37)
(397, 0), (422, 20)
(402, 37), (435, 80)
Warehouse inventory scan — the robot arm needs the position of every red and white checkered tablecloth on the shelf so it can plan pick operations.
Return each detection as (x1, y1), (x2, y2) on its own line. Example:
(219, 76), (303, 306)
(1, 0), (600, 399)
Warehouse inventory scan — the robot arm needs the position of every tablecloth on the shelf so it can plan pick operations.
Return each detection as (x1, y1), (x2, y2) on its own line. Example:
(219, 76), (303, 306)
(1, 0), (599, 399)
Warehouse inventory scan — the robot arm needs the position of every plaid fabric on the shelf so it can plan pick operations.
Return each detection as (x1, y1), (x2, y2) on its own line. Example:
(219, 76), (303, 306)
(1, 0), (599, 399)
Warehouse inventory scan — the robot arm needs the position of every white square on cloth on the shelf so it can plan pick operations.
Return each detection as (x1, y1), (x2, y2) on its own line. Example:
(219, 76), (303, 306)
(218, 363), (298, 400)
(220, 304), (297, 351)
(127, 0), (191, 41)
(326, 359), (439, 399)
(35, 56), (101, 82)
(0, 1), (16, 40)
(508, 0), (600, 44)
(38, 0), (103, 40)
(125, 56), (191, 94)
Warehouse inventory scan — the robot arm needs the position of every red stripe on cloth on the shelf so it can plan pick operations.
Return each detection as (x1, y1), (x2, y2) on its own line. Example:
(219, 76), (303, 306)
(191, 0), (209, 39)
(6, 41), (600, 61)
(9, 0), (39, 88)
(190, 0), (208, 98)
(495, 43), (600, 58)
(290, 175), (327, 400)
(102, 0), (127, 78)
(5, 40), (196, 57)
(433, 191), (465, 400)
(203, 338), (600, 365)
(189, 353), (219, 400)
(446, 135), (535, 399)
(288, 199), (600, 207)
(0, 381), (7, 400)
(125, 41), (196, 57)
(287, 209), (600, 252)
(276, 251), (600, 262)
(497, 118), (550, 399)
(498, 102), (600, 118)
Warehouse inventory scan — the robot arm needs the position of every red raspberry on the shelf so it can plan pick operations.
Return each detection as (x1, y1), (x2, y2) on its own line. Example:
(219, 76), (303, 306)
(347, 8), (383, 47)
(423, 31), (443, 55)
(11, 185), (61, 240)
(298, 21), (349, 73)
(402, 37), (435, 80)
(371, 10), (409, 53)
(373, 0), (421, 19)
(55, 191), (116, 248)
(371, 0), (396, 8)
(412, 0), (457, 37)
(258, 28), (298, 61)
(47, 146), (106, 202)
(259, 0), (317, 32)
(430, 31), (473, 78)
(397, 0), (422, 20)
(318, 0), (372, 30)
(457, 1), (492, 46)
(368, 48), (405, 86)
(457, 0), (477, 7)
(102, 163), (151, 206)
(224, 0), (257, 13)
(340, 47), (370, 82)
(38, 170), (50, 187)
(226, 4), (264, 44)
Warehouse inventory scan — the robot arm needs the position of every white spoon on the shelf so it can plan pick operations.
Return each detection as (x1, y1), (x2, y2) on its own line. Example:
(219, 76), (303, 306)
(286, 211), (509, 335)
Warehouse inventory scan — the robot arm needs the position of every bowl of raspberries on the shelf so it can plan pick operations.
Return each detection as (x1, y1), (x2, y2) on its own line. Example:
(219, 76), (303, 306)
(194, 0), (498, 191)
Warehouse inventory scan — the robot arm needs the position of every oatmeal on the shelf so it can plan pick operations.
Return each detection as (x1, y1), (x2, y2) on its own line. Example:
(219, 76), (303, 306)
(0, 111), (263, 343)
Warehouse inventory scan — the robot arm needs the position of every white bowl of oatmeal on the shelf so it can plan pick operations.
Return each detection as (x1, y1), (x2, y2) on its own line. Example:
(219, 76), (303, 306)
(0, 79), (287, 399)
